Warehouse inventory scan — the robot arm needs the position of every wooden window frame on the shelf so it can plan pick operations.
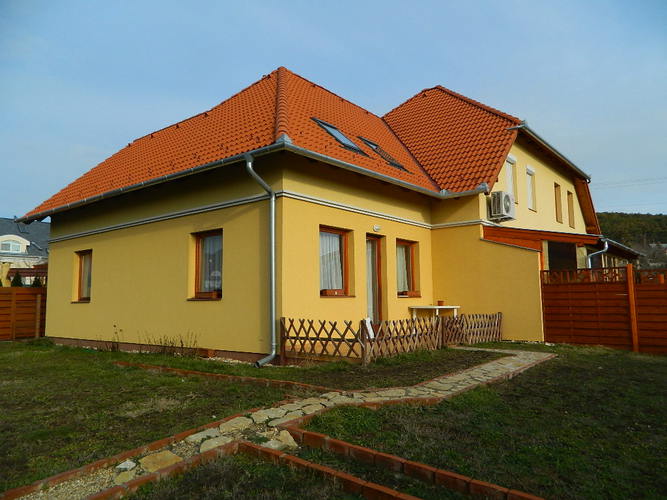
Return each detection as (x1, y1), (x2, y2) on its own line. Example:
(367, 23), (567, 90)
(76, 250), (92, 303)
(194, 229), (223, 300)
(366, 234), (383, 322)
(396, 239), (420, 297)
(319, 226), (350, 297)
(567, 191), (575, 228)
(554, 183), (563, 223)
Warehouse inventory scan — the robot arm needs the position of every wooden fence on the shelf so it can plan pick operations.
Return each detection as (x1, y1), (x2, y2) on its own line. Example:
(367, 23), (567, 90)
(541, 264), (667, 354)
(0, 288), (47, 341)
(280, 313), (502, 365)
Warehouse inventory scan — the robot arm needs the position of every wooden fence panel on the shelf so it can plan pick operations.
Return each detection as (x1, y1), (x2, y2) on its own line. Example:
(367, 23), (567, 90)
(280, 313), (503, 365)
(0, 288), (47, 341)
(541, 265), (667, 354)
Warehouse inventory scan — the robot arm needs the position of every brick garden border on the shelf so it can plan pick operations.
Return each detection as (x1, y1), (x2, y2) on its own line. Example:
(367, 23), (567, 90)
(0, 408), (269, 500)
(113, 361), (339, 393)
(279, 418), (543, 500)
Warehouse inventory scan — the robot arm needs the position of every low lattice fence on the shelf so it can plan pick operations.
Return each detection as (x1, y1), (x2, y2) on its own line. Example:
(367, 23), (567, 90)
(280, 313), (502, 365)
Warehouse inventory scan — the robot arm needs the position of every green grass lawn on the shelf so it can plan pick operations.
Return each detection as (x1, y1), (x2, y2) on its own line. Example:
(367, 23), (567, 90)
(108, 347), (502, 390)
(0, 340), (314, 492)
(304, 344), (667, 499)
(130, 453), (361, 500)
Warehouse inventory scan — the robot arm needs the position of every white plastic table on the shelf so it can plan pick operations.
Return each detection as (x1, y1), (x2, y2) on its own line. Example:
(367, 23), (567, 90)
(409, 305), (460, 318)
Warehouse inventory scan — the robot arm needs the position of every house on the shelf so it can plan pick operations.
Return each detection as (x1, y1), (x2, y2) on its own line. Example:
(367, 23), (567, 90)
(0, 217), (49, 286)
(18, 67), (636, 362)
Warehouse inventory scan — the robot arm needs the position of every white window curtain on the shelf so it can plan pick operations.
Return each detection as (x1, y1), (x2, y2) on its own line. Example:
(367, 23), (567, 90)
(200, 234), (222, 292)
(320, 231), (343, 290)
(396, 244), (409, 292)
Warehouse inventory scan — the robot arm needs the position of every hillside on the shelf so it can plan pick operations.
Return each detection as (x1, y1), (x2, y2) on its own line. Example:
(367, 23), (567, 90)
(598, 212), (667, 267)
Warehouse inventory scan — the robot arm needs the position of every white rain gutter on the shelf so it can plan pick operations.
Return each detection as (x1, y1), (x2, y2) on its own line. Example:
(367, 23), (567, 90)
(243, 153), (277, 368)
(587, 239), (609, 268)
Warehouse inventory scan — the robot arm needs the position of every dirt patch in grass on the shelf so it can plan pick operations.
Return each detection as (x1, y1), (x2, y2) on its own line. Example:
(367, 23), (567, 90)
(130, 453), (361, 500)
(0, 342), (314, 492)
(305, 345), (667, 499)
(109, 347), (503, 390)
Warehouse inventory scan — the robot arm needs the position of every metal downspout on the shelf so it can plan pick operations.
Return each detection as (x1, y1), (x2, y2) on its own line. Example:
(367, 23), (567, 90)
(243, 153), (277, 367)
(587, 239), (609, 268)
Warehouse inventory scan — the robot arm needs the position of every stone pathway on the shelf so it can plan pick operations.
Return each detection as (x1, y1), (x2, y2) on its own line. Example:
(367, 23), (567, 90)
(19, 347), (554, 500)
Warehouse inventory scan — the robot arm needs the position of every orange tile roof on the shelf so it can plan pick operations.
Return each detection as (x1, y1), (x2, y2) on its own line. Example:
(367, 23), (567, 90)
(25, 67), (442, 219)
(384, 86), (521, 192)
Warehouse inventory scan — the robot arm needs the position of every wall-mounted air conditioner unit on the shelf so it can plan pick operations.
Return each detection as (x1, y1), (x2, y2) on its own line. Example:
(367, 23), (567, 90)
(489, 191), (516, 221)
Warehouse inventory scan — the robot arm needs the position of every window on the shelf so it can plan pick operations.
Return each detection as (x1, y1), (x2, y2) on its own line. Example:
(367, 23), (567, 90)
(358, 137), (406, 170)
(396, 240), (419, 297)
(312, 118), (367, 155)
(567, 191), (575, 228)
(526, 167), (536, 211)
(320, 227), (349, 296)
(554, 183), (563, 223)
(0, 239), (22, 253)
(77, 250), (92, 302)
(195, 230), (223, 299)
(505, 157), (517, 203)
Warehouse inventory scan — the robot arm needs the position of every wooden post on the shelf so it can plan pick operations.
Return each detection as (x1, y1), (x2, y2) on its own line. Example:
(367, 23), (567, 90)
(626, 264), (639, 352)
(278, 318), (286, 365)
(34, 294), (42, 338)
(360, 320), (369, 366)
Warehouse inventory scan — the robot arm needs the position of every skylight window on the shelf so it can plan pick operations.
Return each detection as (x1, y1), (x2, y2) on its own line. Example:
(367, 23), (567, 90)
(312, 118), (367, 155)
(358, 137), (406, 170)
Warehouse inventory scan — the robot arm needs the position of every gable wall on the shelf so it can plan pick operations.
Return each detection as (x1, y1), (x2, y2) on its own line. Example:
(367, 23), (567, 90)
(490, 137), (589, 234)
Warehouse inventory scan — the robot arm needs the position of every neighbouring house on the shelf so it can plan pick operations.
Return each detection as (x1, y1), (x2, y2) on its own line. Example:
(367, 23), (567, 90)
(0, 217), (49, 286)
(18, 67), (638, 360)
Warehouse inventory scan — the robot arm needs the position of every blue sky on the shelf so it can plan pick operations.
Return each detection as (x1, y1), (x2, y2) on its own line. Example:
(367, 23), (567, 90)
(1, 0), (665, 218)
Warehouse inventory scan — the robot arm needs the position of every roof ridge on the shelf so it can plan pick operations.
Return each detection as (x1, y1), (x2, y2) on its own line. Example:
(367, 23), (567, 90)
(384, 85), (521, 124)
(430, 85), (521, 123)
(274, 66), (290, 141)
(280, 66), (384, 120)
(133, 70), (280, 144)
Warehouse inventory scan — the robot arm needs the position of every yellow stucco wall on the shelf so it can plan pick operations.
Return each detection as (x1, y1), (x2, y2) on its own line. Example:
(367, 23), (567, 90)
(47, 200), (272, 352)
(490, 138), (588, 234)
(432, 225), (544, 341)
(280, 196), (433, 325)
(44, 149), (555, 353)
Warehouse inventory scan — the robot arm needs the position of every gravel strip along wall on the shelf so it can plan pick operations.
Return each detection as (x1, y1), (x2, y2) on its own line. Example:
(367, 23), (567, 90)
(2, 348), (554, 500)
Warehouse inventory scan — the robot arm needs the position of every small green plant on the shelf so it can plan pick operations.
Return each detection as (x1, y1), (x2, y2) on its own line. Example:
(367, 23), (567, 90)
(31, 277), (43, 287)
(10, 273), (23, 287)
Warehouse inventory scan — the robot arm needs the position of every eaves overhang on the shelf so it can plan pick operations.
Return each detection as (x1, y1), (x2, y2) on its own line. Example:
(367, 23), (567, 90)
(18, 138), (486, 224)
(510, 122), (591, 182)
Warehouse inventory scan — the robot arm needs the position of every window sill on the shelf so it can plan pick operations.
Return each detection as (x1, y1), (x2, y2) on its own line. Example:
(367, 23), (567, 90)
(528, 207), (537, 213)
(320, 294), (355, 298)
(188, 297), (222, 302)
(71, 299), (90, 304)
(398, 292), (421, 298)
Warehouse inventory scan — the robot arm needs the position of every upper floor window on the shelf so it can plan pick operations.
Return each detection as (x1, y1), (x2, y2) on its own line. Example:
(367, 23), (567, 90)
(505, 157), (517, 203)
(554, 183), (563, 223)
(312, 118), (366, 156)
(1, 239), (22, 253)
(396, 240), (419, 297)
(320, 226), (349, 296)
(195, 230), (222, 299)
(526, 167), (536, 211)
(77, 250), (92, 302)
(567, 191), (575, 228)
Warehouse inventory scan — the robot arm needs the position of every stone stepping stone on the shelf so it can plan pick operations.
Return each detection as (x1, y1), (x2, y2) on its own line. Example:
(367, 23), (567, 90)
(139, 450), (182, 473)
